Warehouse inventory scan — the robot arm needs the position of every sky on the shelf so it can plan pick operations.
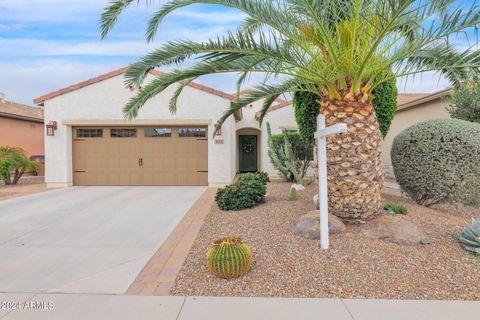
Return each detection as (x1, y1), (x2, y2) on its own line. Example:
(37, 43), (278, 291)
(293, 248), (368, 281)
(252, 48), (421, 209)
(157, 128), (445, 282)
(0, 0), (453, 106)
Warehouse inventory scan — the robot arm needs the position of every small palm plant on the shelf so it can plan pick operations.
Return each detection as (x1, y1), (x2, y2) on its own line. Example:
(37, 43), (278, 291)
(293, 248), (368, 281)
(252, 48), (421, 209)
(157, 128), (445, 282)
(101, 0), (480, 223)
(0, 147), (38, 185)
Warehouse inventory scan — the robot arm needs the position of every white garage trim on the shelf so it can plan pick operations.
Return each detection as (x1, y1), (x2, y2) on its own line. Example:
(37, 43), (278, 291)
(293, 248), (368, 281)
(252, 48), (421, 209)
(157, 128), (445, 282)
(63, 119), (212, 126)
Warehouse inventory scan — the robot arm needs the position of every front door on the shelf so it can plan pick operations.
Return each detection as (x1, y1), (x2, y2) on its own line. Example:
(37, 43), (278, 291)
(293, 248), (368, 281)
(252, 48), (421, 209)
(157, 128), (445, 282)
(239, 135), (258, 172)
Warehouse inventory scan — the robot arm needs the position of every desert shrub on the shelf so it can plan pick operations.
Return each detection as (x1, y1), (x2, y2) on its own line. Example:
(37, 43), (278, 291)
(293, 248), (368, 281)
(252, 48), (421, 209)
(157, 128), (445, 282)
(0, 147), (38, 185)
(384, 203), (408, 215)
(391, 119), (480, 207)
(216, 173), (268, 211)
(238, 171), (269, 185)
(448, 81), (480, 124)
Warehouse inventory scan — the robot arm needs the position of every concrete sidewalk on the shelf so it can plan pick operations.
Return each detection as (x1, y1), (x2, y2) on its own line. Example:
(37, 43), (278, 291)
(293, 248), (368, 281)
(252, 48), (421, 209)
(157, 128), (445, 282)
(1, 293), (478, 320)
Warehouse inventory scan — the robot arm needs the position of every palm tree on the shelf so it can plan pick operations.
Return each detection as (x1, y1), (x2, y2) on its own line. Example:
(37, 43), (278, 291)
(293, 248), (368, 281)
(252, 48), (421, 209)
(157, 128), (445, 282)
(0, 147), (38, 185)
(101, 0), (480, 223)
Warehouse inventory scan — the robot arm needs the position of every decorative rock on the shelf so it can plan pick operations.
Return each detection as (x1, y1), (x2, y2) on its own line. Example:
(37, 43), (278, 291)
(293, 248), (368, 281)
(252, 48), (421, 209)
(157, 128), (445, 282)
(290, 184), (305, 192)
(362, 215), (427, 246)
(294, 211), (346, 239)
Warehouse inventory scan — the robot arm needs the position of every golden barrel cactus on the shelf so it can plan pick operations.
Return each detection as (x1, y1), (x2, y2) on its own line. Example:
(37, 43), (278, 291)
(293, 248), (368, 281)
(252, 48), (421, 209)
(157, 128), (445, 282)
(206, 237), (252, 279)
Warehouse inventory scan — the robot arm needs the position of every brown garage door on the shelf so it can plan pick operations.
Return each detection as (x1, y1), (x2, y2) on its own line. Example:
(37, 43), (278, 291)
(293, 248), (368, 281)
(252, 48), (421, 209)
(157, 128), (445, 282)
(72, 127), (208, 186)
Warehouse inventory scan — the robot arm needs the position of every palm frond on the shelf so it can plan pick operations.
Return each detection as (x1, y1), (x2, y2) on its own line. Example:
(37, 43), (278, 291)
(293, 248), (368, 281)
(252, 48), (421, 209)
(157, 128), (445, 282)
(101, 0), (480, 126)
(168, 77), (197, 114)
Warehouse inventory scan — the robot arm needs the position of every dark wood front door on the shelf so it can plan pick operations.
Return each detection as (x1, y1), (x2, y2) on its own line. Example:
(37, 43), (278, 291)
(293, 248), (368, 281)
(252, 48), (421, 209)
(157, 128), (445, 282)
(239, 135), (258, 172)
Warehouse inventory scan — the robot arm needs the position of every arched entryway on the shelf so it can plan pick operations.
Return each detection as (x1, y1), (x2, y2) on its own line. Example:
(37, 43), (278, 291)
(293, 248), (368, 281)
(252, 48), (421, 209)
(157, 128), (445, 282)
(236, 127), (261, 173)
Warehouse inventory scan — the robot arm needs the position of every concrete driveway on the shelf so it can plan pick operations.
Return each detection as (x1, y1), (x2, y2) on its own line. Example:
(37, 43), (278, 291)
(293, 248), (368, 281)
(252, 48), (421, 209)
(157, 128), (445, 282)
(0, 186), (206, 294)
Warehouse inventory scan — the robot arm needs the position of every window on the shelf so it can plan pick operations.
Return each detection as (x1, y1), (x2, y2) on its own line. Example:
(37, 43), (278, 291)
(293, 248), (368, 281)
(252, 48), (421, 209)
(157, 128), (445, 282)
(110, 128), (137, 138)
(144, 128), (172, 137)
(76, 128), (103, 138)
(178, 127), (206, 138)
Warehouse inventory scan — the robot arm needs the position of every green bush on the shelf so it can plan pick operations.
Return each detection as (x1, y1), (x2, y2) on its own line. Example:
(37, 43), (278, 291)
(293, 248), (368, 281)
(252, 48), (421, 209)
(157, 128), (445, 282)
(293, 91), (320, 142)
(293, 79), (397, 139)
(373, 78), (398, 137)
(0, 146), (38, 185)
(384, 203), (408, 215)
(448, 81), (480, 124)
(391, 119), (480, 207)
(237, 171), (269, 185)
(215, 172), (268, 211)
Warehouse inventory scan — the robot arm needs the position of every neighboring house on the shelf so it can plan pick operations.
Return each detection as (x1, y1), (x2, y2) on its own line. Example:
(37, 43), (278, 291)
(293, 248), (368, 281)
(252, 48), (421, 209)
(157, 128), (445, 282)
(382, 89), (451, 177)
(0, 92), (44, 157)
(34, 67), (298, 188)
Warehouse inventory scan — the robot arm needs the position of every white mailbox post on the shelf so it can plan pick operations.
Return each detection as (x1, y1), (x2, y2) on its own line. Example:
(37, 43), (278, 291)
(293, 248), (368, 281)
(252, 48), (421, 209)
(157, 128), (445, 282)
(314, 115), (348, 249)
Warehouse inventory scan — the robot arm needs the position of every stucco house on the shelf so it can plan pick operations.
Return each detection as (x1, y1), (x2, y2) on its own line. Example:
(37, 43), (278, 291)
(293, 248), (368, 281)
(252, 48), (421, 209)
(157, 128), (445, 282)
(0, 92), (45, 157)
(34, 67), (297, 188)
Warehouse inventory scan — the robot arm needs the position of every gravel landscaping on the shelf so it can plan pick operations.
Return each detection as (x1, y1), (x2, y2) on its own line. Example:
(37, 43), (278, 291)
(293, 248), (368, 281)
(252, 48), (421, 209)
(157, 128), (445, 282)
(171, 182), (480, 300)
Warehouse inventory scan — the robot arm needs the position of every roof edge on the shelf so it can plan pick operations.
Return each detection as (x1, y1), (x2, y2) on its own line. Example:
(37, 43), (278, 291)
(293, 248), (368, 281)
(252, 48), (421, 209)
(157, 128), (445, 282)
(397, 88), (451, 110)
(34, 67), (234, 105)
(0, 111), (44, 123)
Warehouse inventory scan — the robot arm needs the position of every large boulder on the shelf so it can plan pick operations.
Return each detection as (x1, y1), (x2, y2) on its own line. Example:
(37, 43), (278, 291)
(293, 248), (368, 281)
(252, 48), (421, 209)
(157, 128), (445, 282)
(362, 214), (427, 246)
(294, 210), (346, 239)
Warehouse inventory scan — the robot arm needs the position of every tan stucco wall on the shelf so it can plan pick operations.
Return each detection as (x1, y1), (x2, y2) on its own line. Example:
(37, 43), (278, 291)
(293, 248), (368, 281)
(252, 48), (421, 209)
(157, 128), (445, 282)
(0, 117), (44, 156)
(382, 98), (450, 177)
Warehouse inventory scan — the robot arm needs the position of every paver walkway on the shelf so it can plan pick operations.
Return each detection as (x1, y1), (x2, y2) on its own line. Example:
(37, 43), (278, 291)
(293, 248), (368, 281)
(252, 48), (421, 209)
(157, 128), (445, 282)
(0, 293), (478, 320)
(127, 188), (217, 295)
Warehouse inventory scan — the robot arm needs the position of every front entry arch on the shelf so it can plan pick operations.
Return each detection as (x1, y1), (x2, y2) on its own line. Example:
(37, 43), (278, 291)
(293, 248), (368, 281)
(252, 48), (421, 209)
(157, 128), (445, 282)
(236, 127), (261, 173)
(239, 135), (258, 172)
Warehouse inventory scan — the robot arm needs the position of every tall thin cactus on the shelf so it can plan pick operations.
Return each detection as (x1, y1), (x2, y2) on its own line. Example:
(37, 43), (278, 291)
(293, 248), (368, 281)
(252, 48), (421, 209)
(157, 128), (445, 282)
(266, 122), (305, 184)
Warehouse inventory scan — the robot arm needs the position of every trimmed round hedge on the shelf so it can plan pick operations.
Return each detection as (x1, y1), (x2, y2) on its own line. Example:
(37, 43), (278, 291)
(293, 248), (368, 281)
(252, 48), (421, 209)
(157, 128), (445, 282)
(391, 119), (480, 207)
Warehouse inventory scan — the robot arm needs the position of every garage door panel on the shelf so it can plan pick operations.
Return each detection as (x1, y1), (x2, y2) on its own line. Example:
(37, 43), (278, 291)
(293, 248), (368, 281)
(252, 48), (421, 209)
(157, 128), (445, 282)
(176, 157), (188, 170)
(164, 173), (176, 185)
(164, 143), (175, 154)
(73, 126), (208, 186)
(163, 157), (175, 171)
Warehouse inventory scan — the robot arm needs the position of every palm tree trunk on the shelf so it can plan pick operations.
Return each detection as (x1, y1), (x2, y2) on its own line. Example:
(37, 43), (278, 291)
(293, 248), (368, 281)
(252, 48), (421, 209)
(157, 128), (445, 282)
(319, 91), (384, 223)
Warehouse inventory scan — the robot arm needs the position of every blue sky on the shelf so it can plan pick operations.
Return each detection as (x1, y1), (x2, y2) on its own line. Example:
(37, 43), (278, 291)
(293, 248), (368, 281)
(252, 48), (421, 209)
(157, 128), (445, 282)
(0, 0), (453, 105)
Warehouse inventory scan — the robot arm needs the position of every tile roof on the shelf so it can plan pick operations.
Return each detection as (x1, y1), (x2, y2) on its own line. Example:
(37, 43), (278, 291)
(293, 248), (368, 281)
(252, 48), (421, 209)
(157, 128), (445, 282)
(0, 97), (44, 122)
(33, 67), (235, 105)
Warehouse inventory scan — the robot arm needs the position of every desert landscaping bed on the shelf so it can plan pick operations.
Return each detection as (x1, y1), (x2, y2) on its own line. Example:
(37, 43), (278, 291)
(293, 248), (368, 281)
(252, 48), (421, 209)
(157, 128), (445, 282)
(171, 182), (480, 300)
(0, 176), (46, 201)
